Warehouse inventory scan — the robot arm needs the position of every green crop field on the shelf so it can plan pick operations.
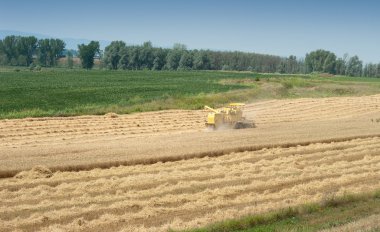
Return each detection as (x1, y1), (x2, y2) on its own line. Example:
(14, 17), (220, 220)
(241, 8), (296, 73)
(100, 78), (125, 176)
(0, 69), (249, 119)
(1, 67), (380, 119)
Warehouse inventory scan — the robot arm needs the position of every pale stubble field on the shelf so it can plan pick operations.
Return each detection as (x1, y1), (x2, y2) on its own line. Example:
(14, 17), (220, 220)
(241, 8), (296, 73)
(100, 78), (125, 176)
(1, 94), (380, 231)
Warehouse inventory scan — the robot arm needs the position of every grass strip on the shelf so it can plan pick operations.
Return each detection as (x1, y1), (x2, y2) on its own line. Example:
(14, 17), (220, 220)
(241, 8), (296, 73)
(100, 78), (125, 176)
(178, 190), (380, 232)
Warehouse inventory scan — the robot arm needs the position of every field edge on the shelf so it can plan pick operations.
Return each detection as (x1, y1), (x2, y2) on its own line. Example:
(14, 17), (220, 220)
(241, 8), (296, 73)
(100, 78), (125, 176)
(179, 189), (380, 232)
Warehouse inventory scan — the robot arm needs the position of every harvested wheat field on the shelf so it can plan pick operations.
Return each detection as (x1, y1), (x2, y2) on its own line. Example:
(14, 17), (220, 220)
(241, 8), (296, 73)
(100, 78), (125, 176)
(1, 136), (380, 231)
(1, 94), (380, 175)
(1, 94), (380, 231)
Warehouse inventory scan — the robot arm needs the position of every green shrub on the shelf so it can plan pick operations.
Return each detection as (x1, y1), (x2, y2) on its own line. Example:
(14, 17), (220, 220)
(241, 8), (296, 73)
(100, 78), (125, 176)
(282, 81), (294, 89)
(29, 63), (36, 71)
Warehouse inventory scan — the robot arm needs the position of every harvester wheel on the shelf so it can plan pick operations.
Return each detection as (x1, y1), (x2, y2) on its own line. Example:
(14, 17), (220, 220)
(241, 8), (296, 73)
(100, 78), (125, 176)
(233, 122), (244, 129)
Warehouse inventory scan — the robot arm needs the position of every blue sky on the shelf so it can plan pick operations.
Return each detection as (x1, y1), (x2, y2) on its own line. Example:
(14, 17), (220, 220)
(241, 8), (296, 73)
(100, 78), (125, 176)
(1, 0), (379, 63)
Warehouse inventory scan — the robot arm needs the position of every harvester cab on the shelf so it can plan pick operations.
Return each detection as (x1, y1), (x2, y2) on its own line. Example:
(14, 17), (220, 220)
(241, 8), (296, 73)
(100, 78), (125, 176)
(204, 103), (255, 130)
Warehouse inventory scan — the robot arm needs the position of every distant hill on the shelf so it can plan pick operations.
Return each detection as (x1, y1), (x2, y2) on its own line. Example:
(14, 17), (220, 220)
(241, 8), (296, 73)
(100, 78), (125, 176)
(0, 30), (111, 50)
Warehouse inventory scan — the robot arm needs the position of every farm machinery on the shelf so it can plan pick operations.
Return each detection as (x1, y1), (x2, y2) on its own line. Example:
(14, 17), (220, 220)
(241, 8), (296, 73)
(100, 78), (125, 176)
(204, 103), (255, 129)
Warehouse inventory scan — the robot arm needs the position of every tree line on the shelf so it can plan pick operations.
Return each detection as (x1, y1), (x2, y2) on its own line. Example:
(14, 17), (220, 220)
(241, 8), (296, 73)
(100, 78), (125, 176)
(102, 41), (284, 73)
(103, 42), (380, 77)
(0, 35), (65, 67)
(1, 35), (379, 77)
(0, 35), (99, 69)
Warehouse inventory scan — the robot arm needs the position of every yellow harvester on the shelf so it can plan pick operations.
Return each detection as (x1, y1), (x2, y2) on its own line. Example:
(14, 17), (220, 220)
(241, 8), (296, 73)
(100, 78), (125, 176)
(204, 103), (255, 129)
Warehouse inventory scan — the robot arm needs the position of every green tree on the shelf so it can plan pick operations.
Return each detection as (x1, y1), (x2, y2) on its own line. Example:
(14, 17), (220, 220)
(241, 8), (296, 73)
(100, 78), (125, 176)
(17, 36), (37, 66)
(37, 39), (50, 66)
(363, 63), (378, 77)
(322, 53), (336, 74)
(0, 39), (7, 65)
(67, 51), (74, 69)
(103, 41), (126, 69)
(305, 49), (336, 74)
(37, 38), (65, 67)
(152, 48), (167, 70)
(335, 58), (346, 75)
(165, 43), (186, 70)
(117, 47), (129, 70)
(178, 51), (193, 70)
(2, 36), (18, 64)
(193, 50), (210, 70)
(286, 55), (298, 73)
(49, 39), (65, 66)
(78, 41), (100, 69)
(128, 46), (140, 70)
(17, 55), (27, 66)
(139, 41), (154, 69)
(346, 55), (363, 77)
(277, 60), (286, 73)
